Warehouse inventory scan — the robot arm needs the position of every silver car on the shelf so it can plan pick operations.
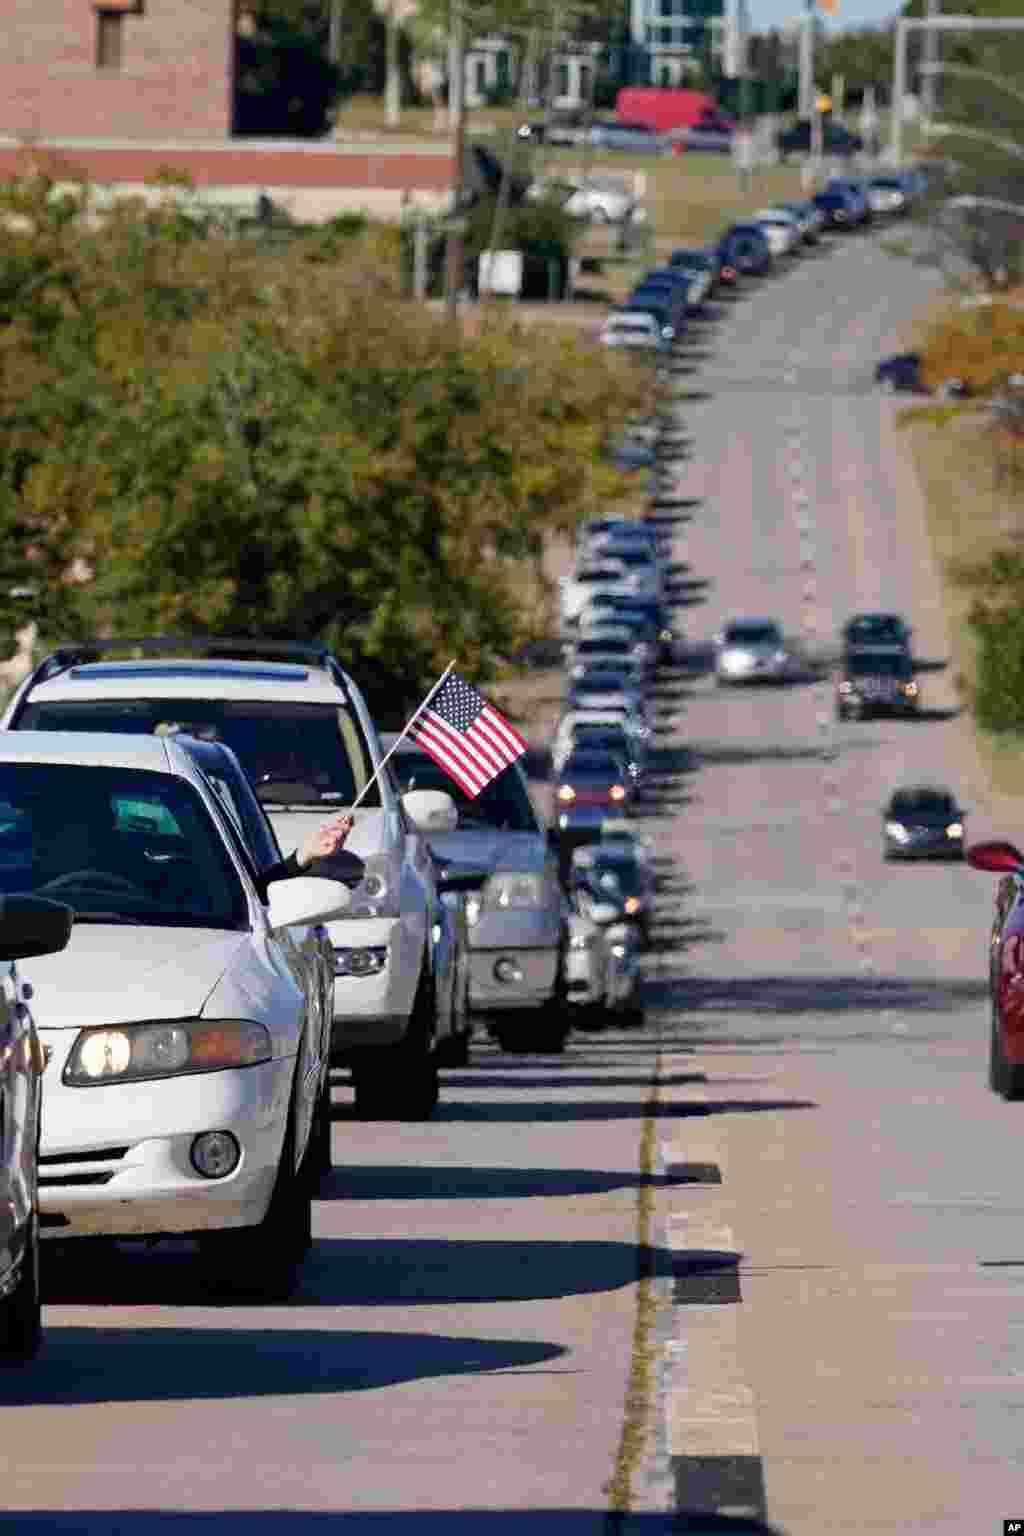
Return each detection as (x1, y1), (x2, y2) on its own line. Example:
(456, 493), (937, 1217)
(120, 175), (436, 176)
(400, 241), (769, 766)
(388, 742), (569, 1054)
(0, 892), (72, 1360)
(714, 618), (792, 686)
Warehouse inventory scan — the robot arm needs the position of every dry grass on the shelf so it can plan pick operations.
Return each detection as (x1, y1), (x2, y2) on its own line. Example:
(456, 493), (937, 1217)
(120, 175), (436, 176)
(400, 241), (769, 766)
(907, 411), (1024, 794)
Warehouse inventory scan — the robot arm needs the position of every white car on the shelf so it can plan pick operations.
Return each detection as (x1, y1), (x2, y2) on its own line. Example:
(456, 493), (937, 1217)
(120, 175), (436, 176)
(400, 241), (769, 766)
(0, 731), (354, 1293)
(752, 208), (801, 256)
(598, 311), (665, 352)
(714, 618), (792, 685)
(560, 561), (631, 629)
(3, 641), (463, 1120)
(0, 891), (72, 1359)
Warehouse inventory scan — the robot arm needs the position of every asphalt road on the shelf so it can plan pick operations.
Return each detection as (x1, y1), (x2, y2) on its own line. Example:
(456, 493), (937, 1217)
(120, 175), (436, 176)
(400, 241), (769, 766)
(1, 227), (1018, 1536)
(654, 230), (1024, 1534)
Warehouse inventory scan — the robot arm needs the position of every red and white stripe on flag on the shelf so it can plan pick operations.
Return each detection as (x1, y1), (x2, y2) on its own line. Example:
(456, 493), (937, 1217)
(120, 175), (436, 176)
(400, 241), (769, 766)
(408, 671), (527, 798)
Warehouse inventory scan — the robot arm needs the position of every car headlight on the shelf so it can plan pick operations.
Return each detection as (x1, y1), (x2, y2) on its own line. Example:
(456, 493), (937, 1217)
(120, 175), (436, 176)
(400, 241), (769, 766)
(558, 785), (576, 803)
(946, 822), (964, 839)
(624, 895), (642, 915)
(483, 872), (548, 911)
(885, 822), (910, 843)
(348, 853), (400, 918)
(335, 945), (388, 977)
(660, 628), (674, 643)
(902, 681), (918, 697)
(722, 650), (752, 673)
(661, 325), (675, 339)
(64, 1020), (272, 1086)
(609, 784), (627, 801)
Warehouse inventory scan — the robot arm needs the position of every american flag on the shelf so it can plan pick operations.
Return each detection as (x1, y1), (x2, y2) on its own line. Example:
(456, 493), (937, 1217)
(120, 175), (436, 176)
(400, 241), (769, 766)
(408, 670), (527, 798)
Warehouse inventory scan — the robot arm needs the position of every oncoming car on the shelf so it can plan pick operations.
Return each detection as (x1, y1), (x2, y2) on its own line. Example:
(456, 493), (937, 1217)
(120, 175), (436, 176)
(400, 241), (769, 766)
(714, 619), (791, 685)
(883, 785), (966, 862)
(0, 732), (353, 1295)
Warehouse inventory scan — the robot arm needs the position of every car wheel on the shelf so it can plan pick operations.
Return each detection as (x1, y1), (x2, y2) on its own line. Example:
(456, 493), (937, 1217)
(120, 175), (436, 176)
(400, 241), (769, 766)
(200, 1092), (313, 1299)
(354, 968), (440, 1121)
(309, 1074), (333, 1180)
(0, 1212), (41, 1364)
(989, 1009), (1024, 1099)
(435, 1027), (471, 1068)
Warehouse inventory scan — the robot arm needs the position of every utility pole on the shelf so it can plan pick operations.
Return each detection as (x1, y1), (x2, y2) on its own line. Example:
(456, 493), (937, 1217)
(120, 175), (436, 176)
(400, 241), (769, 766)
(798, 0), (815, 121)
(445, 1), (467, 329)
(921, 0), (939, 123)
(385, 0), (401, 129)
(327, 0), (343, 68)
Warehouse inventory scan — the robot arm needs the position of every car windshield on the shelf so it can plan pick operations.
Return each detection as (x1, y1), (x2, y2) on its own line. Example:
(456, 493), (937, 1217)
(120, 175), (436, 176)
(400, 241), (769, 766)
(391, 754), (537, 833)
(563, 752), (622, 778)
(846, 616), (905, 644)
(576, 638), (632, 656)
(590, 862), (645, 895)
(889, 790), (955, 818)
(847, 652), (913, 678)
(725, 624), (780, 646)
(19, 697), (380, 808)
(0, 763), (248, 928)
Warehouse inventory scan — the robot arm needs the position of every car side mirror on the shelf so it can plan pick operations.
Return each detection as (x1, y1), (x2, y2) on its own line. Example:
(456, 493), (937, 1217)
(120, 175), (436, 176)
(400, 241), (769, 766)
(402, 789), (458, 833)
(267, 876), (351, 929)
(0, 895), (73, 962)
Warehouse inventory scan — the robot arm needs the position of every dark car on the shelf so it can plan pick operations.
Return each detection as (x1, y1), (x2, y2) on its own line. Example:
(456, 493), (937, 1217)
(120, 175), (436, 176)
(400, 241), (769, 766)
(586, 593), (674, 663)
(718, 223), (774, 277)
(568, 841), (655, 937)
(883, 785), (965, 863)
(567, 664), (647, 713)
(875, 352), (970, 399)
(555, 748), (633, 840)
(669, 245), (722, 293)
(965, 837), (1024, 1097)
(812, 187), (860, 230)
(628, 280), (688, 337)
(841, 613), (912, 660)
(515, 111), (587, 146)
(776, 119), (863, 160)
(835, 646), (919, 719)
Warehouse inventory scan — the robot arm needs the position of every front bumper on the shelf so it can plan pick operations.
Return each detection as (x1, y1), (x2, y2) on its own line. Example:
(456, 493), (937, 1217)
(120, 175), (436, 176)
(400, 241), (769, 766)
(840, 693), (918, 717)
(328, 914), (422, 1052)
(36, 1045), (294, 1239)
(885, 834), (964, 860)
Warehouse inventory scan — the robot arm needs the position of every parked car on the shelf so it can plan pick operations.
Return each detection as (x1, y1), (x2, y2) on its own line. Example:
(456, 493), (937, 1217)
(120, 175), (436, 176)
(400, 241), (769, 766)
(589, 118), (668, 153)
(672, 122), (734, 153)
(0, 891), (72, 1360)
(824, 176), (871, 224)
(718, 223), (774, 278)
(530, 176), (638, 225)
(386, 742), (570, 1055)
(812, 187), (860, 229)
(668, 245), (722, 298)
(624, 292), (685, 347)
(584, 592), (675, 663)
(835, 646), (919, 719)
(875, 352), (970, 399)
(560, 561), (630, 628)
(551, 720), (645, 782)
(598, 310), (668, 354)
(965, 838), (1024, 1096)
(714, 618), (792, 685)
(0, 731), (354, 1294)
(779, 200), (824, 242)
(3, 639), (458, 1120)
(515, 112), (587, 146)
(867, 176), (910, 216)
(883, 785), (966, 862)
(751, 207), (802, 257)
(776, 119), (863, 160)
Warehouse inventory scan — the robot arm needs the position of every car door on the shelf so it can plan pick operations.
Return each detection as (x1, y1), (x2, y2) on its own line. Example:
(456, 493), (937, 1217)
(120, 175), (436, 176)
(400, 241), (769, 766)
(0, 955), (41, 1283)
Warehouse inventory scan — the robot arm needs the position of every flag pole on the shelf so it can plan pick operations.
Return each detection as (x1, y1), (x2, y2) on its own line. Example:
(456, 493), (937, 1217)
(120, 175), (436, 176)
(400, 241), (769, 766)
(346, 660), (457, 812)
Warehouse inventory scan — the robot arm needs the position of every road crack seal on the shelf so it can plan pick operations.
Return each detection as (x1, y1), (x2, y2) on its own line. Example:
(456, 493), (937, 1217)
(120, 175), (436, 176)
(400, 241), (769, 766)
(604, 1047), (663, 1528)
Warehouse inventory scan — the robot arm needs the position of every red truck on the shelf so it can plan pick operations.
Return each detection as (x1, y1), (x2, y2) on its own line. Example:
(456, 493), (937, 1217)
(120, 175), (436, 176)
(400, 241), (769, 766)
(615, 87), (735, 150)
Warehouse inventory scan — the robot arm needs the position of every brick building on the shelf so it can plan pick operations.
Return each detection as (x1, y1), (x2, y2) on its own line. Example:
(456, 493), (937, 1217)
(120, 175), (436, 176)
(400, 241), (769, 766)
(3, 0), (237, 142)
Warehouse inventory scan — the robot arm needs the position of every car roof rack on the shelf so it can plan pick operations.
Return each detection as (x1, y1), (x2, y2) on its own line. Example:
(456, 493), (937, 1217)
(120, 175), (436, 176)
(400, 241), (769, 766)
(15, 636), (350, 703)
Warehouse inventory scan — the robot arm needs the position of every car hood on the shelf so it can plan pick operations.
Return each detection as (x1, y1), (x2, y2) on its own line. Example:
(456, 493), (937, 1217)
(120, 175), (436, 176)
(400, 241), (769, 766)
(426, 828), (548, 877)
(25, 926), (248, 1028)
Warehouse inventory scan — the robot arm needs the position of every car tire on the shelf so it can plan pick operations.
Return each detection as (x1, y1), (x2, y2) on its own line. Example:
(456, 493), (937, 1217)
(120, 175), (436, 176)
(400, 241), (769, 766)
(309, 1074), (333, 1180)
(353, 968), (440, 1121)
(0, 1212), (41, 1364)
(989, 1009), (1024, 1099)
(199, 1092), (313, 1300)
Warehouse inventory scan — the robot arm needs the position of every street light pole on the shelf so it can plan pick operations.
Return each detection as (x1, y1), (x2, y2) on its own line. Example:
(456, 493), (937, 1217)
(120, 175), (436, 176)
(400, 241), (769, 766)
(445, 1), (467, 329)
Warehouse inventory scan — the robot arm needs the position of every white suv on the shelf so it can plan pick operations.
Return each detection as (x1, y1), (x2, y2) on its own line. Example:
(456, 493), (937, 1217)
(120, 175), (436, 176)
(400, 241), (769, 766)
(2, 641), (464, 1120)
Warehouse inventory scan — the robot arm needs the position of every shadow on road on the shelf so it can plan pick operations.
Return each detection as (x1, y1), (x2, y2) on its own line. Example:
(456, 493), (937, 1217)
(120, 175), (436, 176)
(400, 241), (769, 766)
(644, 973), (990, 1016)
(0, 1513), (781, 1536)
(389, 1099), (814, 1125)
(318, 1162), (680, 1202)
(0, 1328), (567, 1406)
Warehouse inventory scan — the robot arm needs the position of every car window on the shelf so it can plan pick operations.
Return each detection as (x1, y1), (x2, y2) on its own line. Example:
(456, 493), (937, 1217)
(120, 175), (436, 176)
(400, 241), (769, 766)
(392, 753), (539, 834)
(848, 653), (913, 678)
(890, 791), (954, 817)
(725, 624), (780, 645)
(0, 763), (248, 929)
(19, 697), (381, 808)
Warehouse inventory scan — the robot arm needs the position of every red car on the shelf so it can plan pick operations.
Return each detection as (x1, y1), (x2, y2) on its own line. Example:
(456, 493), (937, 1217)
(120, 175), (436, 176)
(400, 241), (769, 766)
(967, 839), (1024, 1098)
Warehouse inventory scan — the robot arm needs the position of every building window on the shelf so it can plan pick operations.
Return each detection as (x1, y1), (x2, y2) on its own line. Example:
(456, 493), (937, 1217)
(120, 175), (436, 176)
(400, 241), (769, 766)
(96, 10), (124, 69)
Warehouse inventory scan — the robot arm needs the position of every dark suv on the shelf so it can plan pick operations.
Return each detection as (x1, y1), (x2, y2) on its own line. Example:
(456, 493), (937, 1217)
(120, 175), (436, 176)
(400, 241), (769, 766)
(836, 646), (919, 720)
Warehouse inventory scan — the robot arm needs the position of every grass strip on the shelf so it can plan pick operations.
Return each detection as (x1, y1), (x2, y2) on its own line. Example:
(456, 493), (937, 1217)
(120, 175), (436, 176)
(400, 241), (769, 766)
(605, 1049), (663, 1527)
